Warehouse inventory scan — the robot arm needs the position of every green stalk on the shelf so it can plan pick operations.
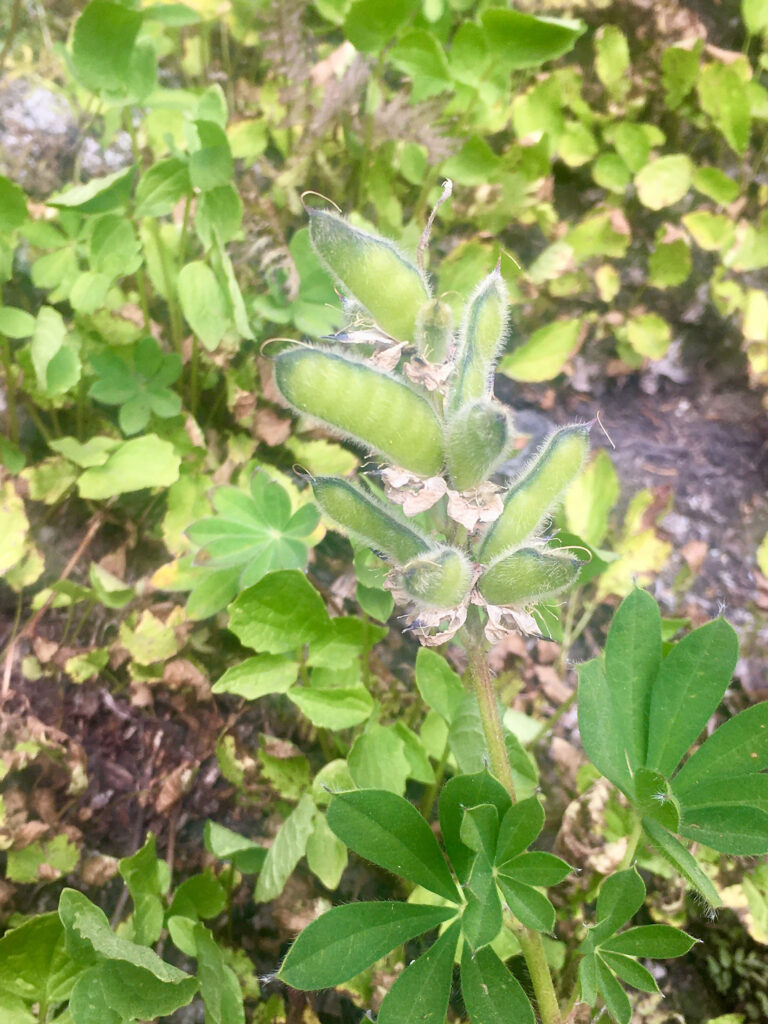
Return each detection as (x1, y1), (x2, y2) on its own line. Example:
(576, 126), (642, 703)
(0, 335), (19, 443)
(464, 615), (562, 1024)
(617, 813), (643, 872)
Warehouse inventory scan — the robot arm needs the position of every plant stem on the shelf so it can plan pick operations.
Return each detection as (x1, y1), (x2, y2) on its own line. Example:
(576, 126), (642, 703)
(515, 923), (563, 1024)
(465, 620), (562, 1024)
(617, 813), (643, 871)
(0, 335), (19, 443)
(466, 636), (516, 801)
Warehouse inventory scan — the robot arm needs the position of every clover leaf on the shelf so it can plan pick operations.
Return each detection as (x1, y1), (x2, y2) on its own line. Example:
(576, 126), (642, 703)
(186, 474), (320, 591)
(89, 336), (182, 435)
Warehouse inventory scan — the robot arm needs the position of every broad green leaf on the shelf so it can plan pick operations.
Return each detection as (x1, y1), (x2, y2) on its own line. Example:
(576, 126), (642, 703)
(279, 901), (457, 990)
(691, 166), (740, 204)
(47, 167), (135, 214)
(698, 62), (751, 155)
(0, 913), (82, 1005)
(90, 215), (141, 279)
(0, 307), (35, 338)
(393, 722), (434, 784)
(677, 775), (768, 854)
(196, 184), (243, 247)
(348, 724), (411, 793)
(178, 261), (229, 350)
(71, 959), (197, 1021)
(683, 211), (735, 251)
(463, 853), (503, 949)
(610, 122), (650, 173)
(343, 0), (412, 53)
(189, 120), (233, 191)
(497, 874), (555, 933)
(306, 812), (347, 890)
(633, 769), (680, 831)
(597, 959), (631, 1024)
(578, 951), (598, 1004)
(661, 44), (700, 109)
(227, 570), (331, 654)
(635, 155), (693, 210)
(625, 314), (672, 359)
(0, 175), (28, 231)
(186, 567), (241, 620)
(308, 615), (386, 667)
(441, 136), (500, 186)
(194, 924), (245, 1024)
(577, 658), (633, 793)
(50, 436), (118, 468)
(203, 821), (266, 874)
(212, 655), (298, 699)
(594, 25), (630, 97)
(482, 9), (584, 70)
(601, 924), (696, 958)
(641, 817), (721, 908)
(743, 0), (768, 33)
(414, 647), (465, 723)
(460, 944), (535, 1024)
(254, 793), (316, 902)
(495, 798), (545, 866)
(499, 318), (583, 382)
(593, 153), (631, 194)
(72, 0), (142, 92)
(647, 618), (739, 777)
(390, 29), (451, 101)
(31, 306), (80, 396)
(564, 450), (619, 548)
(377, 919), (460, 1024)
(289, 684), (374, 730)
(168, 872), (227, 921)
(118, 835), (168, 946)
(501, 851), (571, 887)
(605, 589), (661, 770)
(600, 951), (659, 993)
(595, 869), (645, 934)
(77, 435), (180, 499)
(672, 701), (768, 796)
(134, 158), (191, 218)
(648, 234), (692, 288)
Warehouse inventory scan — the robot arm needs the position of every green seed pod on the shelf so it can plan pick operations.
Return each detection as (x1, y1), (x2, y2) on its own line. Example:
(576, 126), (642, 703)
(312, 476), (428, 566)
(401, 547), (473, 609)
(308, 209), (430, 342)
(480, 424), (589, 562)
(445, 399), (512, 492)
(477, 547), (583, 607)
(449, 270), (508, 411)
(415, 298), (453, 362)
(274, 347), (444, 477)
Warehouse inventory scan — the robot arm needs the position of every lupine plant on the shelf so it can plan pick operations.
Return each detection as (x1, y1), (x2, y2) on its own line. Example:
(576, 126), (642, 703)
(264, 197), (768, 1024)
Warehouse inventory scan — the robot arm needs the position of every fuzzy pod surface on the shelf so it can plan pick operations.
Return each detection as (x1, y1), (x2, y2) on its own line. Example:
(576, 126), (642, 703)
(309, 209), (430, 343)
(401, 547), (473, 609)
(449, 270), (508, 411)
(274, 347), (444, 477)
(312, 476), (428, 566)
(415, 298), (453, 363)
(445, 398), (511, 492)
(480, 424), (589, 562)
(477, 547), (583, 606)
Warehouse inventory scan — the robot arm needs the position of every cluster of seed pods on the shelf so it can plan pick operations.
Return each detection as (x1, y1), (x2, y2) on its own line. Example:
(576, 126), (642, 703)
(272, 205), (589, 644)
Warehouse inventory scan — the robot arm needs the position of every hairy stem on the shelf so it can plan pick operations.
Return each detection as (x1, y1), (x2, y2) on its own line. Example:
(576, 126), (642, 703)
(466, 621), (562, 1024)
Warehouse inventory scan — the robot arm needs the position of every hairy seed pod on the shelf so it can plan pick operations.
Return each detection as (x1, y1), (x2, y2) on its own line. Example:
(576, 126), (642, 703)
(445, 399), (512, 492)
(308, 209), (430, 342)
(477, 547), (583, 606)
(449, 270), (508, 411)
(312, 477), (429, 566)
(274, 348), (444, 477)
(415, 298), (453, 362)
(401, 547), (473, 609)
(480, 424), (589, 562)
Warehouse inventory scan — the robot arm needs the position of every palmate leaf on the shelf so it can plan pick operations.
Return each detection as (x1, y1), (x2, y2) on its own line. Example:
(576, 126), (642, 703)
(187, 474), (319, 588)
(89, 336), (182, 436)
